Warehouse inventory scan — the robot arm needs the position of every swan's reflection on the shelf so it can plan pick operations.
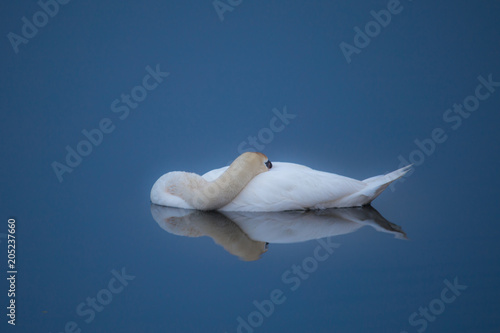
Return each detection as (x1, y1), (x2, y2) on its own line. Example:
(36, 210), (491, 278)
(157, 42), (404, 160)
(150, 205), (407, 261)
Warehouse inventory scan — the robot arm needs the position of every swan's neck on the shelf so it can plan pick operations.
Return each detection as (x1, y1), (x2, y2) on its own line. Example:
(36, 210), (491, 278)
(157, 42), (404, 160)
(181, 159), (260, 210)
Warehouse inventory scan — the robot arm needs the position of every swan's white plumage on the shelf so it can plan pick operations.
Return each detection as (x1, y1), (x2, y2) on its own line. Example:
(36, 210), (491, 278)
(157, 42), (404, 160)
(150, 172), (196, 209)
(151, 161), (411, 212)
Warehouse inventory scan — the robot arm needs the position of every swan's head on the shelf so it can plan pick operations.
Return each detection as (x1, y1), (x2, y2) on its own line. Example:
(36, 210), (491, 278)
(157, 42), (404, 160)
(235, 152), (272, 175)
(255, 152), (272, 170)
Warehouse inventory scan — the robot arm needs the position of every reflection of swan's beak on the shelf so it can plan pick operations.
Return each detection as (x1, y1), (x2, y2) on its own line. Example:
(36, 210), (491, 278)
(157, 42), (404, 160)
(265, 160), (272, 169)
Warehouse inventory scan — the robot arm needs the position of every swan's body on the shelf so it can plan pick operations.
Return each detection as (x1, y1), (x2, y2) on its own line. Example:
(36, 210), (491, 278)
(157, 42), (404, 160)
(201, 162), (409, 211)
(150, 153), (411, 212)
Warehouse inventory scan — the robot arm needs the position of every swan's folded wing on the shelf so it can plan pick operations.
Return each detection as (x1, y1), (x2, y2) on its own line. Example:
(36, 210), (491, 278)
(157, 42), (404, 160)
(202, 162), (410, 211)
(217, 162), (367, 211)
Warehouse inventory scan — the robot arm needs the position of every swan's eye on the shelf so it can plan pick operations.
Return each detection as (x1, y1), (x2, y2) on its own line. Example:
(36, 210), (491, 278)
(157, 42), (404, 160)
(265, 160), (272, 169)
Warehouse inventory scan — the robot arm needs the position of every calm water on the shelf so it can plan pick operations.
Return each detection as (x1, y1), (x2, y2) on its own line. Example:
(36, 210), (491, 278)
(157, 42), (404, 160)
(2, 1), (500, 332)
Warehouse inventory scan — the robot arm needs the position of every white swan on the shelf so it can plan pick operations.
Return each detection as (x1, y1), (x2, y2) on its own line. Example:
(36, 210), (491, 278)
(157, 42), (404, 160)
(150, 152), (411, 212)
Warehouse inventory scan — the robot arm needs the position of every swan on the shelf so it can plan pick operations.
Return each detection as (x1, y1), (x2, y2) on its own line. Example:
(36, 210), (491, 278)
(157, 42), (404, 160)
(150, 152), (411, 212)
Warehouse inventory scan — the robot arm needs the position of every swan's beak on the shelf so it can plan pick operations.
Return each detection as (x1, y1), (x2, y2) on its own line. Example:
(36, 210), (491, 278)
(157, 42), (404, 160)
(265, 160), (272, 169)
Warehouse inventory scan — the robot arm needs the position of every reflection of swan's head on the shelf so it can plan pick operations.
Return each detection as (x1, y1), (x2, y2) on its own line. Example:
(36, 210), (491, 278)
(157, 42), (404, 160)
(151, 205), (268, 261)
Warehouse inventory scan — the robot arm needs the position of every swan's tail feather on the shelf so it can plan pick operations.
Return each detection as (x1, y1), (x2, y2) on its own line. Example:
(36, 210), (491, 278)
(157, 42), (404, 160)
(330, 165), (412, 208)
(362, 164), (412, 186)
(359, 165), (412, 204)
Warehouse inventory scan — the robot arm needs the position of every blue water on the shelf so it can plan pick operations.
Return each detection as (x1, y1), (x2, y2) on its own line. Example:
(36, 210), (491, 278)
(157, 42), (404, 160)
(1, 1), (500, 332)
